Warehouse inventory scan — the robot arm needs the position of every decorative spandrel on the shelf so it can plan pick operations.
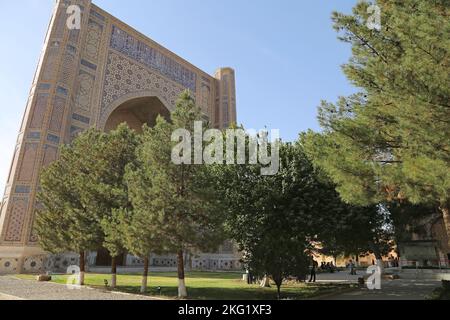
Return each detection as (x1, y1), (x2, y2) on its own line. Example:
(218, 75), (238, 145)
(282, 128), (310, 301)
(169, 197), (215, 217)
(110, 25), (197, 92)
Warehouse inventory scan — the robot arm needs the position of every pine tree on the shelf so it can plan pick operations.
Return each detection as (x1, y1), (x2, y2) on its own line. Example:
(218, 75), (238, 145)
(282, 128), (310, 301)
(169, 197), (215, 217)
(85, 124), (139, 288)
(37, 125), (139, 286)
(36, 130), (106, 285)
(126, 91), (225, 297)
(303, 0), (450, 245)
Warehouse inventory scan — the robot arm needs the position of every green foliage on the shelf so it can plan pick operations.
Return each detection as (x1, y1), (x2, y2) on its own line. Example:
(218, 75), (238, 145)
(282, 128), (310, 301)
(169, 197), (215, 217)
(318, 204), (392, 260)
(36, 130), (105, 254)
(303, 1), (449, 210)
(125, 90), (226, 258)
(36, 124), (139, 259)
(211, 138), (387, 295)
(91, 124), (140, 259)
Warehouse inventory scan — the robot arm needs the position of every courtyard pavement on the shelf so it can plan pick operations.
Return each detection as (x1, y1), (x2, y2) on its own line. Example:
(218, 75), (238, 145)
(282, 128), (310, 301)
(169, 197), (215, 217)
(0, 272), (442, 300)
(312, 271), (441, 300)
(0, 276), (155, 300)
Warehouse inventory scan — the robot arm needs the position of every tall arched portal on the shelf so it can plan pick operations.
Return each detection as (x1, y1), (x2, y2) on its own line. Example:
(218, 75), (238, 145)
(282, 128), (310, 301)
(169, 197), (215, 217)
(104, 96), (170, 133)
(0, 0), (237, 274)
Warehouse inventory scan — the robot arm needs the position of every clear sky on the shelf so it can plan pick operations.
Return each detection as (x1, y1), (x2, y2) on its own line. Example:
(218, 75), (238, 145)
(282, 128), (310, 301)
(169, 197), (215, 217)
(0, 0), (358, 191)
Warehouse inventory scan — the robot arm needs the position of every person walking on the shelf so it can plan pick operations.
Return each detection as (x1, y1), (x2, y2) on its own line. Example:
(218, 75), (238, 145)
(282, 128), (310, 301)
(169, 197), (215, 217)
(309, 259), (318, 283)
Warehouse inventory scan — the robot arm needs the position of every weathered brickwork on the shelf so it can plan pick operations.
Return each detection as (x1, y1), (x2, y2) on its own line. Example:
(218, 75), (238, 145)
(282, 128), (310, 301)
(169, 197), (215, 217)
(0, 0), (236, 274)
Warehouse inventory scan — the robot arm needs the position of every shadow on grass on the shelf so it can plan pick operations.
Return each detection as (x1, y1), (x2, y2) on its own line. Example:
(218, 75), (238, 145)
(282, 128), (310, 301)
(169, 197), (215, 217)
(102, 283), (352, 300)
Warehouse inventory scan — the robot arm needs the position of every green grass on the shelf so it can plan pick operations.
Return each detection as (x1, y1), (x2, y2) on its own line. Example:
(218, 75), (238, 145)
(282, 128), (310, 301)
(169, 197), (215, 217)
(16, 271), (354, 300)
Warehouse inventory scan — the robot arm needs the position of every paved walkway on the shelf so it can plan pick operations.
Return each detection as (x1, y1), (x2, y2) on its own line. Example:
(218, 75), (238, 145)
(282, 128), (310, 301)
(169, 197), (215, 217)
(322, 279), (441, 300)
(314, 271), (362, 283)
(0, 276), (154, 300)
(0, 273), (442, 300)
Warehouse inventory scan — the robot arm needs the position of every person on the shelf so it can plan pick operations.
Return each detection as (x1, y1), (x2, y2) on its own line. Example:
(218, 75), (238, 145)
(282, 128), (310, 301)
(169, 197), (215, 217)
(329, 262), (335, 273)
(309, 259), (318, 282)
(349, 260), (356, 275)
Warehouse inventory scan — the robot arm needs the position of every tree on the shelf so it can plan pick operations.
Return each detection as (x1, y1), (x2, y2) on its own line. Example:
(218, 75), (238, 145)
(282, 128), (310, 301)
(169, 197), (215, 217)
(36, 130), (106, 285)
(37, 125), (139, 287)
(317, 204), (392, 268)
(303, 0), (450, 245)
(212, 140), (334, 298)
(87, 124), (140, 288)
(126, 91), (225, 297)
(124, 163), (169, 294)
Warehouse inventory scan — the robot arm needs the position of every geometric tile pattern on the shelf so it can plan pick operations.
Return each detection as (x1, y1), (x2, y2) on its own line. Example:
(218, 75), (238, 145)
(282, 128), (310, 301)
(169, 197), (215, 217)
(110, 25), (197, 92)
(49, 96), (66, 132)
(18, 143), (38, 182)
(100, 51), (185, 127)
(0, 0), (236, 274)
(5, 198), (29, 242)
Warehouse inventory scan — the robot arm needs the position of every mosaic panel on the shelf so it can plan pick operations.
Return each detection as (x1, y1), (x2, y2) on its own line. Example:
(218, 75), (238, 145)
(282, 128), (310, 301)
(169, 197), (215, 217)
(42, 47), (59, 81)
(110, 25), (197, 92)
(4, 198), (29, 242)
(90, 9), (105, 22)
(74, 71), (95, 112)
(47, 134), (60, 144)
(72, 113), (90, 124)
(29, 223), (39, 243)
(18, 143), (38, 182)
(100, 51), (185, 125)
(23, 255), (45, 272)
(38, 83), (51, 91)
(42, 145), (58, 169)
(0, 258), (19, 273)
(56, 86), (68, 96)
(68, 29), (80, 44)
(58, 51), (76, 85)
(49, 96), (66, 132)
(81, 59), (97, 70)
(15, 186), (31, 194)
(201, 83), (211, 113)
(83, 19), (103, 62)
(53, 6), (67, 39)
(29, 94), (49, 129)
(27, 132), (41, 140)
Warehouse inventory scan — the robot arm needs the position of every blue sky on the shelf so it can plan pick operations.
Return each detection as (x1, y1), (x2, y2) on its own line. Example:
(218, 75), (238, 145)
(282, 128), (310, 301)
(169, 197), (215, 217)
(0, 0), (358, 191)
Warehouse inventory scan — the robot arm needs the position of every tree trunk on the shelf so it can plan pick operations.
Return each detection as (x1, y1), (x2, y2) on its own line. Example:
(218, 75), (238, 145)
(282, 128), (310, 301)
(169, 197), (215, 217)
(141, 256), (149, 294)
(440, 204), (450, 249)
(276, 285), (281, 300)
(374, 253), (384, 275)
(79, 251), (85, 286)
(111, 256), (117, 289)
(177, 250), (188, 298)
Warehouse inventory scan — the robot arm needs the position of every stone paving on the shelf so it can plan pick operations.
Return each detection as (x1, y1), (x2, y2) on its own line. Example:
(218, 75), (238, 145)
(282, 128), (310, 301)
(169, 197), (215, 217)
(321, 279), (441, 300)
(0, 276), (155, 300)
(0, 273), (442, 300)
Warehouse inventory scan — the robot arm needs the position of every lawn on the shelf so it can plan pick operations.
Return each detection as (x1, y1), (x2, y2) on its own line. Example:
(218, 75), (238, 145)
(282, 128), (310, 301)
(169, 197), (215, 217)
(16, 271), (355, 300)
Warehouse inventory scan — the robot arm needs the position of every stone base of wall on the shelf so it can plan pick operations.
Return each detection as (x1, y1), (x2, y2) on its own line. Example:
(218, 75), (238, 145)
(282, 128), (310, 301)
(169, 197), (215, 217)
(0, 246), (47, 274)
(123, 253), (243, 271)
(0, 247), (243, 274)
